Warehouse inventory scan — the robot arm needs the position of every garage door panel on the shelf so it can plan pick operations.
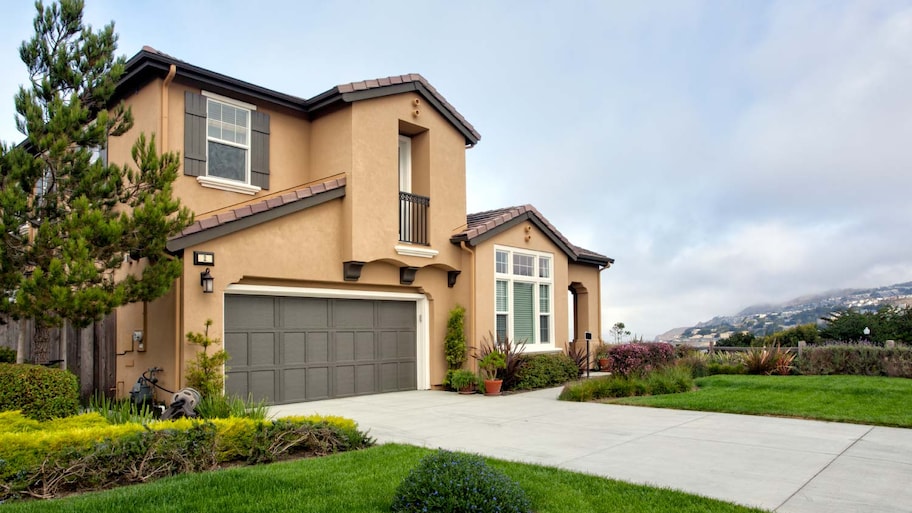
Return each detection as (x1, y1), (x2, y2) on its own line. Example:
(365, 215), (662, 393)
(380, 362), (400, 392)
(249, 332), (276, 366)
(226, 371), (248, 398)
(398, 332), (416, 358)
(226, 333), (249, 367)
(334, 332), (355, 361)
(334, 300), (374, 328)
(355, 332), (375, 361)
(380, 332), (398, 359)
(306, 332), (329, 363)
(355, 364), (375, 394)
(335, 366), (354, 396)
(226, 295), (416, 405)
(226, 296), (275, 329)
(399, 361), (417, 389)
(282, 297), (329, 328)
(249, 370), (275, 403)
(283, 368), (306, 402)
(283, 332), (306, 364)
(377, 301), (414, 328)
(306, 368), (330, 400)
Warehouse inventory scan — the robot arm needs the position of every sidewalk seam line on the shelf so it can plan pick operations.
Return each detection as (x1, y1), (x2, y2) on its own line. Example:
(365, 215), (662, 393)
(773, 425), (875, 512)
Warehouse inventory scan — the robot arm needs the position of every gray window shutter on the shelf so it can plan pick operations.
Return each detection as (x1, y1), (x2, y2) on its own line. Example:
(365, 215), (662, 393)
(184, 91), (207, 177)
(250, 111), (270, 189)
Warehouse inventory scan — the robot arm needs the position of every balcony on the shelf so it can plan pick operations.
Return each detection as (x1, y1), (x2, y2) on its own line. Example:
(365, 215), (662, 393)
(399, 191), (429, 245)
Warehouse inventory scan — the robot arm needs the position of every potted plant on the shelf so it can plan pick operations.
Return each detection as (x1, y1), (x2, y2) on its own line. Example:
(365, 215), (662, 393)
(449, 369), (479, 394)
(478, 351), (506, 396)
(596, 344), (610, 372)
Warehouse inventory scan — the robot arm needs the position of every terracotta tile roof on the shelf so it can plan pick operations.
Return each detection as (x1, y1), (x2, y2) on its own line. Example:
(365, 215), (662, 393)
(170, 177), (345, 243)
(331, 73), (481, 143)
(129, 49), (477, 144)
(454, 205), (613, 265)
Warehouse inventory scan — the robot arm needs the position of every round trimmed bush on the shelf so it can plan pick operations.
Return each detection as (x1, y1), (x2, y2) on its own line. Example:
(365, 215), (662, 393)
(513, 353), (579, 390)
(0, 363), (79, 420)
(391, 450), (532, 513)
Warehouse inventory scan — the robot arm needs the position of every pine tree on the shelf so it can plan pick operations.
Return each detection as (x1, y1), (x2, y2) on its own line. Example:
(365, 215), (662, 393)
(0, 0), (192, 362)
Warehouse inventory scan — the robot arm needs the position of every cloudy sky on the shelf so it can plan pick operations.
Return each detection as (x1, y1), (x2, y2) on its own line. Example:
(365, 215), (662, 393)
(2, 1), (911, 339)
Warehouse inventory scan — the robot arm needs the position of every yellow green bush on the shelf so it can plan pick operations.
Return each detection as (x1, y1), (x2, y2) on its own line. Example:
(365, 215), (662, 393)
(0, 410), (373, 501)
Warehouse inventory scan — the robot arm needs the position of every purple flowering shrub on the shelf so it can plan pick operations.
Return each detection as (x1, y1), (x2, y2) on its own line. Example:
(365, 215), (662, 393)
(606, 342), (676, 376)
(391, 450), (531, 513)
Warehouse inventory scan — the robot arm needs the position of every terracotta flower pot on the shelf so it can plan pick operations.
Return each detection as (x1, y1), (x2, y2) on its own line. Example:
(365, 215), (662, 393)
(598, 358), (609, 371)
(484, 379), (503, 396)
(458, 384), (475, 395)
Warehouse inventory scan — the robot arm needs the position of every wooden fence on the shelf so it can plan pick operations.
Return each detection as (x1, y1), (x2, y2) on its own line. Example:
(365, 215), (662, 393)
(0, 314), (117, 400)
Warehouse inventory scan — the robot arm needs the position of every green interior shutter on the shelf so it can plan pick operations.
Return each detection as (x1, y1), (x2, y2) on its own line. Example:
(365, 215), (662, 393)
(513, 282), (534, 344)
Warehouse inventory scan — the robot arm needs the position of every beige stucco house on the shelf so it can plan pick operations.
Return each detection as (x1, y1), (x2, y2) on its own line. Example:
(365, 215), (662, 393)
(107, 47), (612, 404)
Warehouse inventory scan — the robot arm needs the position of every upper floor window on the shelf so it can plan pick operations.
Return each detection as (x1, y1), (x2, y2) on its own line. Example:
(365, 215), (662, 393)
(184, 91), (270, 195)
(399, 135), (411, 193)
(207, 98), (250, 182)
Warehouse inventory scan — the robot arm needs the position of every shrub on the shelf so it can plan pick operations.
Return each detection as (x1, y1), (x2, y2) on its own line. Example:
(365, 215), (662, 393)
(513, 353), (579, 390)
(605, 342), (675, 376)
(645, 365), (695, 395)
(391, 450), (532, 513)
(88, 394), (158, 425)
(744, 347), (781, 374)
(185, 319), (230, 399)
(444, 305), (467, 370)
(0, 346), (16, 363)
(196, 394), (269, 420)
(474, 333), (525, 389)
(0, 363), (79, 420)
(447, 369), (480, 392)
(558, 366), (692, 402)
(796, 345), (912, 378)
(0, 411), (373, 500)
(565, 341), (587, 377)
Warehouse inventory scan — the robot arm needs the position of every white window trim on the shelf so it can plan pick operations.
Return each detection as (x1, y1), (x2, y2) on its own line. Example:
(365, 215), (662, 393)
(225, 284), (430, 390)
(493, 245), (554, 352)
(197, 175), (261, 195)
(203, 91), (254, 187)
(398, 135), (411, 193)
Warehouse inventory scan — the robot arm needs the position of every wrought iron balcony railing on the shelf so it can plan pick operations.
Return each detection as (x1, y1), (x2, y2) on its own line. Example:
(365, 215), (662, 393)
(399, 191), (429, 245)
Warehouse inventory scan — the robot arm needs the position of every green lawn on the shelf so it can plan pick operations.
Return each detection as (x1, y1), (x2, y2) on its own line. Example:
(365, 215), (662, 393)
(612, 374), (912, 427)
(3, 444), (767, 513)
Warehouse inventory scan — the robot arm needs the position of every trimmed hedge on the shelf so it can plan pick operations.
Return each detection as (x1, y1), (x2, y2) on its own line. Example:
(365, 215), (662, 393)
(796, 346), (912, 378)
(513, 353), (579, 390)
(0, 363), (79, 420)
(0, 410), (373, 500)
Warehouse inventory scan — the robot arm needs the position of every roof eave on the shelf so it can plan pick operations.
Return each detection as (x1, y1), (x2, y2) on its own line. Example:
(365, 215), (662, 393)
(307, 82), (480, 146)
(119, 50), (308, 112)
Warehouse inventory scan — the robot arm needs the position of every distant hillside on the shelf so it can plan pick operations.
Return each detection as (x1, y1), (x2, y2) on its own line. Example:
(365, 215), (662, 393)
(656, 281), (912, 345)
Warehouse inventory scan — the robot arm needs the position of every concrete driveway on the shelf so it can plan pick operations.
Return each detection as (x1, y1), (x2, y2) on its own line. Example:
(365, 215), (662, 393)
(269, 388), (912, 513)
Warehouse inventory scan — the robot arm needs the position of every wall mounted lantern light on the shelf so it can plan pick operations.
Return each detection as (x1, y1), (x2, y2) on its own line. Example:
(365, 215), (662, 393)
(200, 268), (214, 294)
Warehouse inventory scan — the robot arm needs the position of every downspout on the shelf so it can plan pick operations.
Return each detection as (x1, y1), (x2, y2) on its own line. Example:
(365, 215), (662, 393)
(459, 241), (476, 369)
(160, 64), (180, 394)
(161, 64), (176, 152)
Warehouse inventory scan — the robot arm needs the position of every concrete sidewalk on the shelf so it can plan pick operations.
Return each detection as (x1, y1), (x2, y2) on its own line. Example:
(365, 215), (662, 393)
(269, 388), (912, 512)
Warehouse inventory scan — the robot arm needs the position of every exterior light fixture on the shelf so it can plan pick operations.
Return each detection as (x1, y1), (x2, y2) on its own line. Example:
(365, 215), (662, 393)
(863, 326), (871, 338)
(200, 268), (214, 294)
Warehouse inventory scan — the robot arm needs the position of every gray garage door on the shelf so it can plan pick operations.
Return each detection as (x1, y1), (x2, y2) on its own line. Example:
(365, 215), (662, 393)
(224, 295), (417, 404)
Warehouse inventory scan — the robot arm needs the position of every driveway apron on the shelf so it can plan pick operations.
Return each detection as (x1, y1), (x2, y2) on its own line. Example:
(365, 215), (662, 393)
(269, 388), (912, 513)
